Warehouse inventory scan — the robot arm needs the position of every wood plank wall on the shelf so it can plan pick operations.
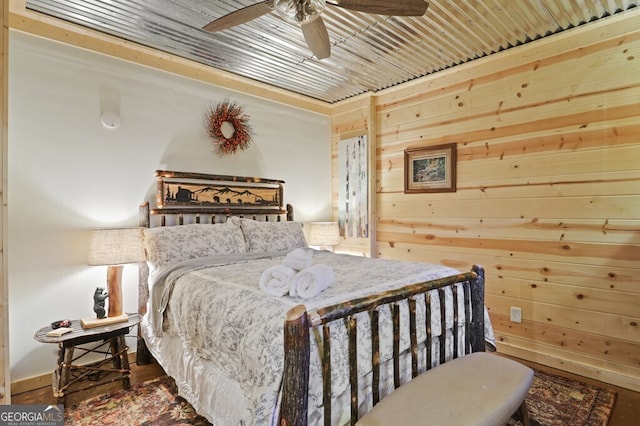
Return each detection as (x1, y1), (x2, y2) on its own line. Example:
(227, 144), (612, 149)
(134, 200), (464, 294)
(330, 9), (640, 391)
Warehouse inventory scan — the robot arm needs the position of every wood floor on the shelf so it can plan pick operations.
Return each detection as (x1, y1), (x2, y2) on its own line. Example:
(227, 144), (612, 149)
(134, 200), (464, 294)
(11, 356), (640, 425)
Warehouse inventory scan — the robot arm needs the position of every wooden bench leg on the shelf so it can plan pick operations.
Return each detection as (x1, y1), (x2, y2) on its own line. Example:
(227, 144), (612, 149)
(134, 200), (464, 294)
(518, 401), (531, 426)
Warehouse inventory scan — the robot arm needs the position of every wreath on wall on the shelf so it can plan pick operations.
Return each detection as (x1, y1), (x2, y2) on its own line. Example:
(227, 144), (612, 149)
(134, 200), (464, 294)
(204, 99), (254, 155)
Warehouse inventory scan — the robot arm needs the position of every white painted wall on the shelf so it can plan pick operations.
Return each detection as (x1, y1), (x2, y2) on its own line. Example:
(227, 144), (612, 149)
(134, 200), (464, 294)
(8, 31), (331, 383)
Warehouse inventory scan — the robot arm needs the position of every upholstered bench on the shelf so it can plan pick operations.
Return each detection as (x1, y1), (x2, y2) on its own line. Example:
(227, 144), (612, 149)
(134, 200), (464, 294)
(356, 352), (534, 426)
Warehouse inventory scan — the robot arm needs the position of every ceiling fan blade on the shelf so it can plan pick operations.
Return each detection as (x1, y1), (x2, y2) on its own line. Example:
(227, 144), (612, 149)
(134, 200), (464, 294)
(332, 0), (428, 16)
(301, 17), (331, 59)
(203, 0), (274, 32)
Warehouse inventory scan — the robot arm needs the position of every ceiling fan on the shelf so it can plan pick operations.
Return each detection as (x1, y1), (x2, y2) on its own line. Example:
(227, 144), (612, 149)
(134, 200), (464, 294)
(203, 0), (429, 59)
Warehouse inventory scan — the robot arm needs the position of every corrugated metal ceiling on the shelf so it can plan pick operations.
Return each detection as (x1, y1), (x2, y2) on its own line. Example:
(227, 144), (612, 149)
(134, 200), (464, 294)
(24, 0), (639, 103)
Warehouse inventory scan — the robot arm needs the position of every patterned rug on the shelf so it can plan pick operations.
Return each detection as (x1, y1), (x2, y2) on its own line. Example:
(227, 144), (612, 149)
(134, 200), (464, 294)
(65, 376), (211, 425)
(66, 369), (616, 425)
(510, 369), (617, 426)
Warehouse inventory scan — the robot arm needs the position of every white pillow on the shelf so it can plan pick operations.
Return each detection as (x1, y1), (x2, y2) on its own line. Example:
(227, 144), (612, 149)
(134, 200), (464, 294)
(233, 218), (307, 253)
(143, 222), (246, 272)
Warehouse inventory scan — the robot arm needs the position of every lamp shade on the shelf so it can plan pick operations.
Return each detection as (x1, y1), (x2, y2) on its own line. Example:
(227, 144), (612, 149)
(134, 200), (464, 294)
(308, 222), (340, 247)
(87, 228), (146, 266)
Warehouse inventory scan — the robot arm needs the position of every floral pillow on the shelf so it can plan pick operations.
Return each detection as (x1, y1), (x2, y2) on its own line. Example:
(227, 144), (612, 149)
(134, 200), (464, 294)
(143, 222), (246, 272)
(232, 218), (307, 253)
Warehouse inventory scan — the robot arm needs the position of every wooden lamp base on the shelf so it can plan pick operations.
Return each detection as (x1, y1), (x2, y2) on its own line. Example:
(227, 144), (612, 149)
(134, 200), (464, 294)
(81, 264), (129, 329)
(81, 313), (128, 329)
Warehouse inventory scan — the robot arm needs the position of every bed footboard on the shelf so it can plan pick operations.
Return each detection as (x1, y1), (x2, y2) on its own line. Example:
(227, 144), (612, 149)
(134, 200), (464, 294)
(280, 265), (485, 426)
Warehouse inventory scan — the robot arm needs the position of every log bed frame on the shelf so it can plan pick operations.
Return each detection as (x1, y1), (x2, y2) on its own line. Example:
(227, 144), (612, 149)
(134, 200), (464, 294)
(136, 170), (486, 426)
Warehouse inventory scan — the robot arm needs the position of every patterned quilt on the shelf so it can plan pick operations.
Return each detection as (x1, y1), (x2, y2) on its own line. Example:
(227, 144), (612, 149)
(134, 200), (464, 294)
(148, 250), (484, 425)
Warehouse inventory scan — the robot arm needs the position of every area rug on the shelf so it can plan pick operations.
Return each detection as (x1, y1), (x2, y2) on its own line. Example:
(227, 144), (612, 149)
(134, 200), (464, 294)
(510, 369), (617, 426)
(65, 370), (616, 425)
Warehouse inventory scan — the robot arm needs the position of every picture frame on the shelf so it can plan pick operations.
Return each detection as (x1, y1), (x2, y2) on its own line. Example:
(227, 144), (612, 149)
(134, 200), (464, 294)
(404, 143), (457, 193)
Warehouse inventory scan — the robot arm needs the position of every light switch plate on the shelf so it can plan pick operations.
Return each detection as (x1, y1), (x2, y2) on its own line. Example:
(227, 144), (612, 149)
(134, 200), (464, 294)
(510, 306), (522, 323)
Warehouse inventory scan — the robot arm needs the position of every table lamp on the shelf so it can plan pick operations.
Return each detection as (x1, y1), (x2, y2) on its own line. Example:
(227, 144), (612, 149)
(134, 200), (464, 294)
(84, 228), (146, 328)
(308, 222), (340, 251)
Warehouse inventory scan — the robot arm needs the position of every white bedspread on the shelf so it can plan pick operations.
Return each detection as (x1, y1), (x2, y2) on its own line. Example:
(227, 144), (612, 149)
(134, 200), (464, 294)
(145, 250), (491, 425)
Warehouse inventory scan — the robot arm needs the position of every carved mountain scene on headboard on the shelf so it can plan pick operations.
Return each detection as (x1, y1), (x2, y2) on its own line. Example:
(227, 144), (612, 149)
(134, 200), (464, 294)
(155, 170), (284, 210)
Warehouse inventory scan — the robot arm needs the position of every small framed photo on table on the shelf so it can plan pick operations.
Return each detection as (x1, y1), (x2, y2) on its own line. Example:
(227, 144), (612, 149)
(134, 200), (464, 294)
(404, 143), (457, 193)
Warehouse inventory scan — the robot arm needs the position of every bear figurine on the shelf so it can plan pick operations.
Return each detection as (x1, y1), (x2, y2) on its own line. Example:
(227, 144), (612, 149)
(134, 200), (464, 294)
(93, 287), (109, 319)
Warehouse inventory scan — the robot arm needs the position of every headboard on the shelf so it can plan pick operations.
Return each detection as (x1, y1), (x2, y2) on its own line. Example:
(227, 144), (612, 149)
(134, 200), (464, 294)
(140, 170), (293, 227)
(136, 170), (294, 364)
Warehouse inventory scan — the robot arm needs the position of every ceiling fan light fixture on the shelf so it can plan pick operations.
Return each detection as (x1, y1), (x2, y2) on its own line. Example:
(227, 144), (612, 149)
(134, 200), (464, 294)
(275, 0), (326, 25)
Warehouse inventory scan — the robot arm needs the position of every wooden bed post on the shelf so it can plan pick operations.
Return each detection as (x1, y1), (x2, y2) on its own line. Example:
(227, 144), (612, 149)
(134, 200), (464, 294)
(286, 203), (294, 222)
(136, 202), (152, 365)
(136, 259), (152, 365)
(470, 264), (486, 353)
(280, 305), (311, 426)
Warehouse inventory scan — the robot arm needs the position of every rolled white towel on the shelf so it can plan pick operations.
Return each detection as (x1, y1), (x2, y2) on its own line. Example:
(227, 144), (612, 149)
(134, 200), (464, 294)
(260, 265), (297, 297)
(282, 247), (314, 271)
(291, 264), (335, 299)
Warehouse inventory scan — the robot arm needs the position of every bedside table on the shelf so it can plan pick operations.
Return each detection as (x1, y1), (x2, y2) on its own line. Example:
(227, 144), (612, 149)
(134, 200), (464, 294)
(34, 313), (141, 403)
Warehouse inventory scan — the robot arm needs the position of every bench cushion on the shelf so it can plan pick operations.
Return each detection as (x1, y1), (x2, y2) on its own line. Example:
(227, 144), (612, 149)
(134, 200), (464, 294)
(357, 352), (534, 426)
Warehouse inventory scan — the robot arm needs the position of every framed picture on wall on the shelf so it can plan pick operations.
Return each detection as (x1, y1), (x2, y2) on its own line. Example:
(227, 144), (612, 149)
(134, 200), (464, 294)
(404, 143), (457, 193)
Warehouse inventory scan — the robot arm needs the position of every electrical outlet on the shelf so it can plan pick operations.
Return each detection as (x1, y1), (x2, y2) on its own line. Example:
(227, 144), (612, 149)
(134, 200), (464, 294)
(510, 306), (522, 323)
